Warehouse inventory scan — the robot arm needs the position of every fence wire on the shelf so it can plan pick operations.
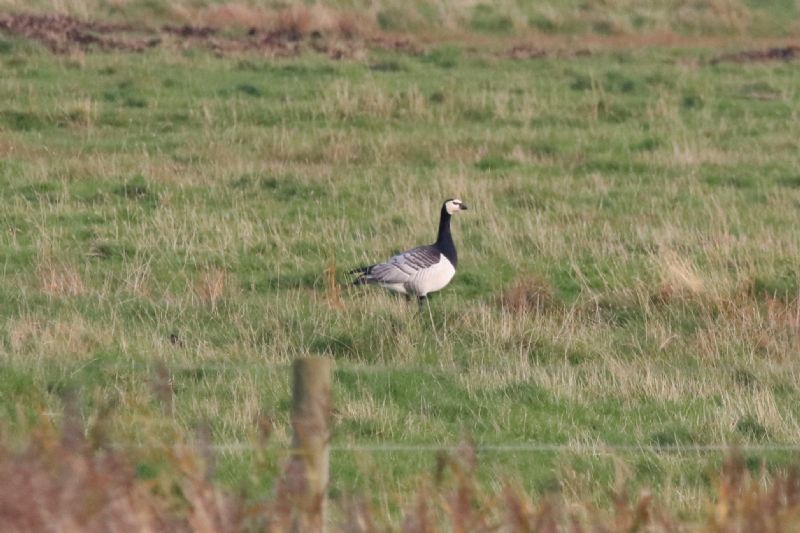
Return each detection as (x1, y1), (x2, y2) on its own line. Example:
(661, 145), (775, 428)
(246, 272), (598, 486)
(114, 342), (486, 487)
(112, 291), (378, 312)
(118, 442), (800, 455)
(38, 359), (800, 376)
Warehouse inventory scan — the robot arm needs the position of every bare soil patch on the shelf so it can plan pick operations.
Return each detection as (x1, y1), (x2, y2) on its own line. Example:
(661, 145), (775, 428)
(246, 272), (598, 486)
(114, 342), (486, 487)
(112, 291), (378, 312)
(2, 12), (798, 63)
(712, 45), (800, 64)
(0, 12), (419, 59)
(504, 43), (591, 60)
(0, 13), (159, 53)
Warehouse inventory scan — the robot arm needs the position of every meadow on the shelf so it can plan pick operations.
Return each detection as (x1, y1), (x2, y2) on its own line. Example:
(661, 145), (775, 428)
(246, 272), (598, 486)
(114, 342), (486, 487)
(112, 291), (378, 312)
(2, 1), (800, 527)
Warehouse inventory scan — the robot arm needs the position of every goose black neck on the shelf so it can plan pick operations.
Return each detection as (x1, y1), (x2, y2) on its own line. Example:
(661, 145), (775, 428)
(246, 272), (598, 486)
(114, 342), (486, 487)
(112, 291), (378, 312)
(435, 205), (457, 267)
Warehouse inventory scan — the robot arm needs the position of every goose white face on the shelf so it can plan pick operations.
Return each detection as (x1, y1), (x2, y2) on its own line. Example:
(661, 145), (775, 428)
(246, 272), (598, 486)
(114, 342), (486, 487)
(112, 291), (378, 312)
(445, 198), (468, 214)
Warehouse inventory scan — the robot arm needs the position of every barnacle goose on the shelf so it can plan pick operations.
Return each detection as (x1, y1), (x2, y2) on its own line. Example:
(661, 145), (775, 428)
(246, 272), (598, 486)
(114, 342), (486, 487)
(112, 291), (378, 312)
(351, 198), (468, 306)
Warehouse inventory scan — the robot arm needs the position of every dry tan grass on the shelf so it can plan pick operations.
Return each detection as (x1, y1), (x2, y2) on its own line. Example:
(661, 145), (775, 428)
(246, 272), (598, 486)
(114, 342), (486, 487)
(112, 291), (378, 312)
(6, 315), (108, 361)
(195, 268), (227, 310)
(498, 275), (557, 314)
(171, 2), (375, 40)
(56, 97), (96, 128)
(657, 249), (705, 298)
(37, 260), (84, 297)
(7, 317), (43, 353)
(323, 262), (344, 310)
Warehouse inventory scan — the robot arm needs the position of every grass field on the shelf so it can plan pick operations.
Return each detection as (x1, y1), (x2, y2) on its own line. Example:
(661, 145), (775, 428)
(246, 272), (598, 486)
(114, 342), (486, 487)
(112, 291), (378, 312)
(2, 1), (800, 525)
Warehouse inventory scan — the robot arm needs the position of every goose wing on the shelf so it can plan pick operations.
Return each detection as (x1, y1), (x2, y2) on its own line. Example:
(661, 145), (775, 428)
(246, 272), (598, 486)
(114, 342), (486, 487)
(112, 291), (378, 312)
(365, 245), (441, 284)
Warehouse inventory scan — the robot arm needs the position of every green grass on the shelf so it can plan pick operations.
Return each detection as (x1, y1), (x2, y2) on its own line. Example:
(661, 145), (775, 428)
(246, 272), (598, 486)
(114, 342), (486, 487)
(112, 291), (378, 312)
(2, 34), (800, 518)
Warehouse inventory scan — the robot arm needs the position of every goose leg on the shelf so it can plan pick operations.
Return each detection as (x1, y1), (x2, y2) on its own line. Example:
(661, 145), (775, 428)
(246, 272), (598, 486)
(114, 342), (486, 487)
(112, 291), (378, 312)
(420, 295), (441, 342)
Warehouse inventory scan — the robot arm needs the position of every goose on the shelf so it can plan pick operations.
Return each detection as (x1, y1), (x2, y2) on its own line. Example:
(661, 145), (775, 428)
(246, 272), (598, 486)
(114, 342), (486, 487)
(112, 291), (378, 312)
(351, 198), (468, 307)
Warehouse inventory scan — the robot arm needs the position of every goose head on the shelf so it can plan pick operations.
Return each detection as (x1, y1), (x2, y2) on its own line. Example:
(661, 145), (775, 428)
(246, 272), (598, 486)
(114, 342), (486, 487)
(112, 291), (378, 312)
(444, 198), (469, 215)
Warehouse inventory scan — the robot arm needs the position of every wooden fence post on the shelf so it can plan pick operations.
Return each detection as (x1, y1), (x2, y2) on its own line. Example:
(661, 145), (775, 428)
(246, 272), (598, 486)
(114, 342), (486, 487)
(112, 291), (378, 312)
(289, 357), (332, 533)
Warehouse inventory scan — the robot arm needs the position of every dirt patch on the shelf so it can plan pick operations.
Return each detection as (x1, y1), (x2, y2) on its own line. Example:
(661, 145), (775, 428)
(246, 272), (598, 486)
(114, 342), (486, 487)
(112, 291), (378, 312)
(0, 12), (418, 59)
(5, 12), (796, 63)
(504, 43), (591, 60)
(497, 275), (558, 314)
(161, 26), (357, 59)
(161, 22), (421, 59)
(366, 35), (421, 55)
(712, 45), (800, 64)
(0, 14), (159, 53)
(162, 24), (217, 39)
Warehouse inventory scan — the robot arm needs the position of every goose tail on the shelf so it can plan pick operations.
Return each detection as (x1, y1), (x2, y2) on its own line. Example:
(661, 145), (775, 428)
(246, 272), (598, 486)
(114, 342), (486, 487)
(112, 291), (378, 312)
(349, 265), (374, 285)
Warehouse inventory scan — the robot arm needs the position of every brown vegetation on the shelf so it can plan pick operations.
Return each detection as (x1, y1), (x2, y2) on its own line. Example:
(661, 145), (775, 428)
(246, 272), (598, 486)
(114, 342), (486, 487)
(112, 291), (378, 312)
(505, 44), (591, 60)
(0, 13), (158, 53)
(0, 429), (181, 532)
(2, 424), (800, 531)
(712, 45), (800, 64)
(0, 10), (415, 59)
(499, 275), (557, 314)
(2, 10), (798, 61)
(38, 260), (84, 297)
(195, 268), (227, 311)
